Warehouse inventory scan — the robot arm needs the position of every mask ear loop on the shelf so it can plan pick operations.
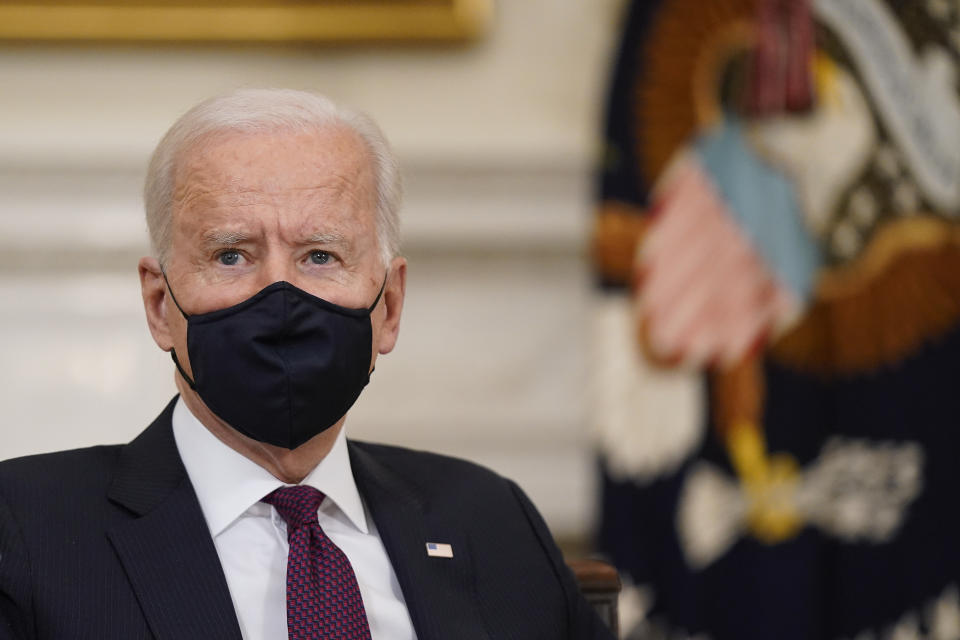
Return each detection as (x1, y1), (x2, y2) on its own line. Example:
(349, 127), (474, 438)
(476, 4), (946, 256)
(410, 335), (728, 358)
(367, 271), (389, 313)
(160, 269), (190, 320)
(160, 269), (199, 391)
(365, 270), (391, 379)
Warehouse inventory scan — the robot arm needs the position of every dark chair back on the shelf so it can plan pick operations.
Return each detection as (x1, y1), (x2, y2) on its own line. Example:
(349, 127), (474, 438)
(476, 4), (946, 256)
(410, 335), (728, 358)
(568, 558), (621, 635)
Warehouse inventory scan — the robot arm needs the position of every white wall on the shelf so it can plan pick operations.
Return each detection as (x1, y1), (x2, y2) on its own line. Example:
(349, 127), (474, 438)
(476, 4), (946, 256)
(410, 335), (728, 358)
(0, 0), (625, 536)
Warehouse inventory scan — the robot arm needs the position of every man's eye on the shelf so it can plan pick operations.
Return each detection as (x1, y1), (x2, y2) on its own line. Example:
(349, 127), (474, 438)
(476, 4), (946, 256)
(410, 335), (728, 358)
(217, 250), (242, 266)
(309, 250), (332, 265)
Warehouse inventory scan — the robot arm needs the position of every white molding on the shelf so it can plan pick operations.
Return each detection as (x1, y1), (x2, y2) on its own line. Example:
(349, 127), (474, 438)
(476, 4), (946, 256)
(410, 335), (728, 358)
(0, 155), (594, 257)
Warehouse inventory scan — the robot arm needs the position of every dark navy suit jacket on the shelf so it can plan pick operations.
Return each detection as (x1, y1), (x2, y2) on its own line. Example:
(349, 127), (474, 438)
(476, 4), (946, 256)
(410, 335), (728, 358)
(0, 399), (612, 639)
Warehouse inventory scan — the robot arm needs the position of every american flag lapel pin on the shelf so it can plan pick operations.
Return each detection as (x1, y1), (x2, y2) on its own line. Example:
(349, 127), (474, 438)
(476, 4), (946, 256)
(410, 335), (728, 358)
(426, 542), (454, 558)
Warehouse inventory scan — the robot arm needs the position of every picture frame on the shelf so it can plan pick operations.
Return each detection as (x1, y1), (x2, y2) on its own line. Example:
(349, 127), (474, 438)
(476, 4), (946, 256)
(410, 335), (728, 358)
(0, 0), (492, 43)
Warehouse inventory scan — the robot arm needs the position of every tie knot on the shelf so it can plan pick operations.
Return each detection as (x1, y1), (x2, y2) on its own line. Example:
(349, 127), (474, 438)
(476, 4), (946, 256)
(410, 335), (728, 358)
(263, 485), (325, 528)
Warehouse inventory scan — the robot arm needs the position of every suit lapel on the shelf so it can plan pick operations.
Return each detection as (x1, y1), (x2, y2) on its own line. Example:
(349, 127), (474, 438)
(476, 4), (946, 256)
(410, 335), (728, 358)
(105, 404), (488, 640)
(349, 442), (491, 640)
(106, 399), (243, 640)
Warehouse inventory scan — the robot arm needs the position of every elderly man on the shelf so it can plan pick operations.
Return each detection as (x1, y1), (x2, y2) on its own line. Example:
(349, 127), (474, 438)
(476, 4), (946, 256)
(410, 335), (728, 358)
(0, 89), (612, 640)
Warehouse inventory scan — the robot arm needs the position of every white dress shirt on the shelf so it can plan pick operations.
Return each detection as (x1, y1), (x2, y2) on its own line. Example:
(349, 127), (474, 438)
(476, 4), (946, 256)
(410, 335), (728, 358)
(171, 398), (417, 640)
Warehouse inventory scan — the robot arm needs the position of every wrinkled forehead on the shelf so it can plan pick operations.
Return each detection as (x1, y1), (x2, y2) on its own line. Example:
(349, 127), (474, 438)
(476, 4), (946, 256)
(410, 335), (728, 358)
(170, 124), (376, 211)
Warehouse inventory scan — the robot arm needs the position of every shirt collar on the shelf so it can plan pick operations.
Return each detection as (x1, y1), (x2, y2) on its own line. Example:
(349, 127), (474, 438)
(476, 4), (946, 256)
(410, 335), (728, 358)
(171, 397), (369, 537)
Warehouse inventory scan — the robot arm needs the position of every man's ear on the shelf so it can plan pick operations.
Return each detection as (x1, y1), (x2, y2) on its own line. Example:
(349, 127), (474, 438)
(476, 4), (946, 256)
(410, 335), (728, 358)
(376, 256), (407, 355)
(139, 256), (174, 352)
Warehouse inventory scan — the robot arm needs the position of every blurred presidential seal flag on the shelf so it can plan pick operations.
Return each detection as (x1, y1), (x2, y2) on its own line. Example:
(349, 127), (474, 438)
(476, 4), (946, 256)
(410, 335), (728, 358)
(591, 0), (960, 638)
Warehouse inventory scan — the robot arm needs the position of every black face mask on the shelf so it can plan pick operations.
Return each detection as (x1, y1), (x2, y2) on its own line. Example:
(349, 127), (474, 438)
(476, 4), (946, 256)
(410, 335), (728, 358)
(163, 274), (385, 449)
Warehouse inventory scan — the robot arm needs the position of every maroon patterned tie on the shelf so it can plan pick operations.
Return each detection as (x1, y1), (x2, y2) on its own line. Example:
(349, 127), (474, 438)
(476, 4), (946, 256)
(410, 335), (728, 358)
(263, 485), (373, 640)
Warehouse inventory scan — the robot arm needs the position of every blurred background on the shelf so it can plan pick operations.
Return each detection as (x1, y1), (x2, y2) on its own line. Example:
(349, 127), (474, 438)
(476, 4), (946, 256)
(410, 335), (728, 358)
(5, 0), (960, 638)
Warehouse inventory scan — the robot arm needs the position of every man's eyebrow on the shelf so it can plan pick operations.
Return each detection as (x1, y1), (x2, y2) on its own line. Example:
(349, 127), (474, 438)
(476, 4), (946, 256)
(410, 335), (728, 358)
(304, 232), (347, 245)
(201, 229), (250, 245)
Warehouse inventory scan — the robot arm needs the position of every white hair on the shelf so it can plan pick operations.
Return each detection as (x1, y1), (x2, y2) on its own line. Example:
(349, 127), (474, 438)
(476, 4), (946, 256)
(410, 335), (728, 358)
(143, 88), (402, 267)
